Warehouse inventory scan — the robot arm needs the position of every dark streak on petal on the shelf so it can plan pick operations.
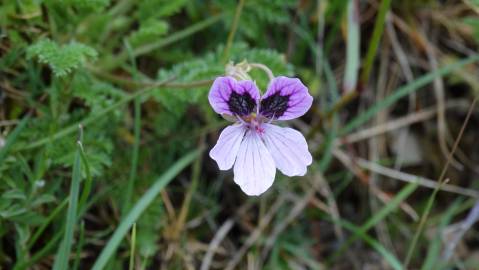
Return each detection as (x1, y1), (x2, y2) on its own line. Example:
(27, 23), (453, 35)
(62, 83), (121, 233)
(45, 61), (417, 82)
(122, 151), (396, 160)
(228, 91), (256, 116)
(260, 93), (290, 118)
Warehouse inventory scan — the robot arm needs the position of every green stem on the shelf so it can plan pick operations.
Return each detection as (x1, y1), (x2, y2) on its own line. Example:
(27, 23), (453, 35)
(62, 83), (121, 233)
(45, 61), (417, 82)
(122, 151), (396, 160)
(122, 97), (141, 216)
(360, 0), (392, 85)
(222, 0), (245, 63)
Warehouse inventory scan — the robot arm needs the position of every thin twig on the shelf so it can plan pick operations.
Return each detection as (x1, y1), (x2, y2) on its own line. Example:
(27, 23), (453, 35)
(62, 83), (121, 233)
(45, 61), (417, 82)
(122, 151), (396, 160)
(404, 97), (478, 267)
(200, 219), (235, 270)
(423, 28), (463, 170)
(224, 197), (285, 270)
(0, 120), (20, 127)
(340, 99), (470, 145)
(333, 149), (479, 198)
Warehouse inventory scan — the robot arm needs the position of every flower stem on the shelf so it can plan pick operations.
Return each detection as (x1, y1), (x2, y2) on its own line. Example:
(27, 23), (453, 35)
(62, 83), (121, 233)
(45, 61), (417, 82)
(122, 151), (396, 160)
(249, 63), (275, 81)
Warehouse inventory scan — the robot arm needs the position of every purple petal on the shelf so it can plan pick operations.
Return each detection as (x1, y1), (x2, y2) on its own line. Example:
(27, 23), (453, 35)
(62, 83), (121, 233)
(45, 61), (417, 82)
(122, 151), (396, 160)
(260, 76), (313, 120)
(233, 129), (276, 196)
(208, 76), (260, 116)
(262, 123), (312, 176)
(209, 124), (246, 170)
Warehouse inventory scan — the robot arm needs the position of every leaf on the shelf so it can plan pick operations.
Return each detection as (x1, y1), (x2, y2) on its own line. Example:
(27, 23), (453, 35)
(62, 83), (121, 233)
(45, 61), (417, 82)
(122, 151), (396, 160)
(27, 39), (98, 77)
(65, 0), (110, 12)
(128, 19), (169, 47)
(137, 0), (187, 20)
(2, 189), (27, 200)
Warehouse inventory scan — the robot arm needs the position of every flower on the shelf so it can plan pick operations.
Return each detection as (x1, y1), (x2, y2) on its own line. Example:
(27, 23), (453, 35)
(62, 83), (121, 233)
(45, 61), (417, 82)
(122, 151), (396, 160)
(208, 76), (313, 196)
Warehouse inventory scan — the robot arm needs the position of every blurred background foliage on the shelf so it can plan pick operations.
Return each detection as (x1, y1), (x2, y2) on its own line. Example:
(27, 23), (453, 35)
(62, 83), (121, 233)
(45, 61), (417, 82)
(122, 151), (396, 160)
(2, 0), (479, 269)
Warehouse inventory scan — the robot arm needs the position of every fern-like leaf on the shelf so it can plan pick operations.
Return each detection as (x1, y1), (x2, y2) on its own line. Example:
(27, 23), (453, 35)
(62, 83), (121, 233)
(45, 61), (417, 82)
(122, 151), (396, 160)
(27, 39), (98, 77)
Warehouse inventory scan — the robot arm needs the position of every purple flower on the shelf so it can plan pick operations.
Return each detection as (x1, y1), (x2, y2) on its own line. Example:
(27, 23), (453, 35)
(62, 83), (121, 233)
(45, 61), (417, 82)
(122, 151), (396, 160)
(208, 76), (313, 196)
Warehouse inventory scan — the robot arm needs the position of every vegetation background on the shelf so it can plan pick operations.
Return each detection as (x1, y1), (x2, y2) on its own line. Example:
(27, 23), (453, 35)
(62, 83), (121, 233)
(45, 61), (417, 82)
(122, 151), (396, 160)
(2, 0), (479, 269)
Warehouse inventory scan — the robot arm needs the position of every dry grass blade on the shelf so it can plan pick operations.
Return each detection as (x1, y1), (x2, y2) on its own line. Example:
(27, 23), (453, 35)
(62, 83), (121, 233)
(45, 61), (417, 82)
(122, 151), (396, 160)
(333, 149), (479, 198)
(404, 98), (478, 267)
(224, 197), (285, 270)
(340, 100), (470, 144)
(200, 219), (235, 270)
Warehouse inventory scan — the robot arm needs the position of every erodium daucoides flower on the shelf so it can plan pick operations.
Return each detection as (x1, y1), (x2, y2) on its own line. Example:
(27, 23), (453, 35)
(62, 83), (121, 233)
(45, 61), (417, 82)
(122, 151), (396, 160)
(208, 75), (313, 196)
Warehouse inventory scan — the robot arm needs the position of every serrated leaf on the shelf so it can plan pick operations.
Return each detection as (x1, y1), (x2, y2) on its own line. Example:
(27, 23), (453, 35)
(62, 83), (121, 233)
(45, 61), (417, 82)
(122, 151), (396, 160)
(27, 39), (98, 77)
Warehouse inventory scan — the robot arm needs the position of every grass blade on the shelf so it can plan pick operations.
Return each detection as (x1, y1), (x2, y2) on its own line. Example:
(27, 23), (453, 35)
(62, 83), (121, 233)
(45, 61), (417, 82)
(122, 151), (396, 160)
(27, 198), (68, 250)
(331, 217), (403, 270)
(72, 221), (86, 270)
(104, 14), (224, 70)
(128, 223), (137, 270)
(78, 142), (93, 213)
(404, 98), (477, 267)
(329, 181), (418, 264)
(0, 115), (29, 165)
(122, 97), (141, 216)
(340, 54), (479, 135)
(52, 132), (83, 270)
(343, 0), (360, 93)
(360, 0), (392, 84)
(91, 149), (200, 270)
(222, 0), (245, 62)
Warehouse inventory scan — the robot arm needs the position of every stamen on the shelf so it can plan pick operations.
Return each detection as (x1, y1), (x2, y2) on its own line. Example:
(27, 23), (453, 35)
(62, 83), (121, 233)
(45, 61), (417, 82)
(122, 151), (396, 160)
(235, 114), (248, 125)
(267, 113), (276, 124)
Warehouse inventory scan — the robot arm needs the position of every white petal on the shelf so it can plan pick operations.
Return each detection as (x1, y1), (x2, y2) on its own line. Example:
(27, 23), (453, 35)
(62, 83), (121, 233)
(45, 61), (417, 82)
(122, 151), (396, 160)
(262, 123), (312, 176)
(209, 124), (246, 170)
(233, 129), (276, 196)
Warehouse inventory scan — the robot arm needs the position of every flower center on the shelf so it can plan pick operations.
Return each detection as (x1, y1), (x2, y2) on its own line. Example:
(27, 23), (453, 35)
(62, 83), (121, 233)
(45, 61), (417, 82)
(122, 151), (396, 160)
(241, 113), (265, 135)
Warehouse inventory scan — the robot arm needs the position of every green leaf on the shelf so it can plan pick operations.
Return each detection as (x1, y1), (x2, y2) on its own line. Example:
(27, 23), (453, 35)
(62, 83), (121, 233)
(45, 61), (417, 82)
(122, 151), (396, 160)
(65, 0), (110, 12)
(27, 39), (98, 77)
(128, 20), (169, 47)
(137, 0), (187, 20)
(0, 116), (30, 166)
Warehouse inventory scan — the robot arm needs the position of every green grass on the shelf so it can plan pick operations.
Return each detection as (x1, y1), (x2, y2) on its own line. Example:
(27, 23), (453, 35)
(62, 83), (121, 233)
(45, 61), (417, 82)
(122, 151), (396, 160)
(2, 1), (479, 269)
(328, 181), (418, 266)
(91, 149), (201, 270)
(53, 130), (83, 270)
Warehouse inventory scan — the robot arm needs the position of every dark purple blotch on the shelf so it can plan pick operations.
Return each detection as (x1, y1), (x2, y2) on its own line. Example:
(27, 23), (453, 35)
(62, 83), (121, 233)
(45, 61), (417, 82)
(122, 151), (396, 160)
(228, 91), (256, 116)
(260, 93), (290, 118)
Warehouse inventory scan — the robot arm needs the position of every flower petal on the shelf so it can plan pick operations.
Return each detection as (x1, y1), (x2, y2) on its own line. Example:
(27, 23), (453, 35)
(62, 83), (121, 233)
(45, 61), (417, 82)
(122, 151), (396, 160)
(260, 76), (313, 120)
(209, 124), (246, 170)
(262, 123), (312, 176)
(233, 129), (276, 196)
(208, 76), (260, 116)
